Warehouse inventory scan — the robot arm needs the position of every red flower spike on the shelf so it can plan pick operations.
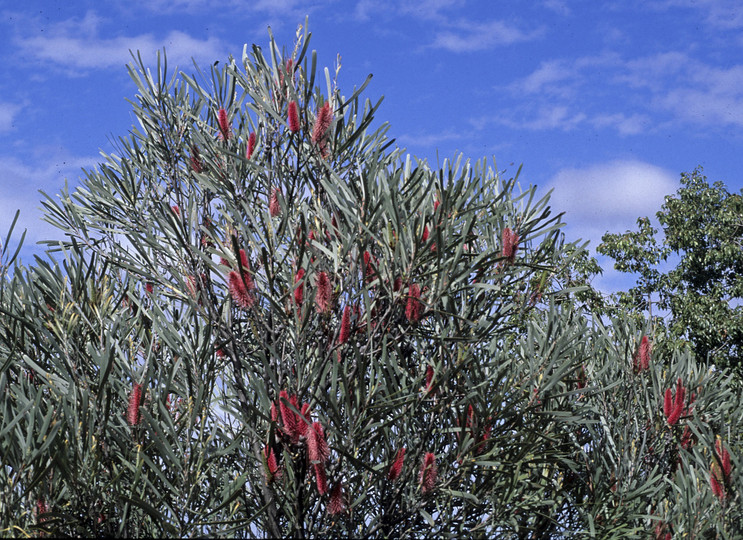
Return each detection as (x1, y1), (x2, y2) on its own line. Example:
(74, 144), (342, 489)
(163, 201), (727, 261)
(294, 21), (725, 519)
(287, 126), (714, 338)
(279, 391), (298, 439)
(663, 379), (686, 426)
(314, 463), (328, 495)
(393, 276), (402, 292)
(190, 146), (203, 173)
(217, 108), (231, 140)
(363, 251), (376, 282)
(145, 282), (154, 294)
(421, 225), (429, 243)
(263, 446), (280, 481)
(633, 335), (651, 372)
(270, 401), (279, 423)
(171, 205), (181, 217)
(434, 200), (441, 212)
(338, 305), (352, 345)
(680, 426), (694, 450)
(315, 272), (332, 314)
(269, 187), (281, 217)
(288, 101), (300, 133)
(716, 440), (732, 478)
(247, 132), (256, 159)
(406, 283), (422, 323)
(297, 403), (312, 438)
(229, 270), (255, 309)
(127, 383), (142, 426)
(311, 101), (333, 145)
(710, 467), (725, 500)
(663, 388), (673, 418)
(294, 269), (305, 307)
(502, 227), (520, 263)
(308, 422), (329, 464)
(419, 452), (437, 493)
(328, 482), (346, 515)
(424, 364), (434, 392)
(388, 447), (406, 481)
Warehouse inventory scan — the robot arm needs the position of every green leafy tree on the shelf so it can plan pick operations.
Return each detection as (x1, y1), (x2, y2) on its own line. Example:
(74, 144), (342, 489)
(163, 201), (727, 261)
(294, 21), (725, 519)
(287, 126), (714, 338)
(1, 24), (741, 538)
(598, 168), (743, 375)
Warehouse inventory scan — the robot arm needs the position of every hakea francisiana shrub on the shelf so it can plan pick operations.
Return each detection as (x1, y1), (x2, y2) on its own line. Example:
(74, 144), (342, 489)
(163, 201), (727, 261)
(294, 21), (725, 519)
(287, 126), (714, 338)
(419, 453), (437, 494)
(710, 439), (733, 501)
(633, 335), (651, 372)
(127, 383), (143, 426)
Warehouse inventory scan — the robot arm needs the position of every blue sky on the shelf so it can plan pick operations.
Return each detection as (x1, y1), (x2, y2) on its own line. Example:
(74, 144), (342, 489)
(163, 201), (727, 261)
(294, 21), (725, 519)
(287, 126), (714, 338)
(2, 0), (742, 292)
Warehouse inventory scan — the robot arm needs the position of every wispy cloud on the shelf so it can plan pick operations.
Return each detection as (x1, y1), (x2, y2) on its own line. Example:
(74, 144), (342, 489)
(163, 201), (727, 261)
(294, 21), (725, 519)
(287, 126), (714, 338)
(489, 50), (743, 134)
(0, 153), (100, 257)
(13, 11), (229, 72)
(431, 19), (542, 52)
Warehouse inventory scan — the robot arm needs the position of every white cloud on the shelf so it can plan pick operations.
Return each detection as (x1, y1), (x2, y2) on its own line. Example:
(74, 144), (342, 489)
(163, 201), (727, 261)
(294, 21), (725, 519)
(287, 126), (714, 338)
(431, 19), (542, 52)
(544, 159), (677, 247)
(14, 12), (229, 71)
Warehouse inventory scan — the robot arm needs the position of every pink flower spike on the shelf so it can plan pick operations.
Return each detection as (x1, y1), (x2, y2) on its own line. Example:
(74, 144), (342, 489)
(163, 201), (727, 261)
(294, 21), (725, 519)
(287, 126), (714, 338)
(315, 272), (332, 314)
(502, 227), (520, 263)
(279, 390), (298, 439)
(633, 335), (651, 372)
(308, 422), (329, 464)
(419, 452), (437, 493)
(338, 305), (352, 345)
(269, 187), (281, 217)
(421, 225), (429, 243)
(127, 383), (142, 426)
(388, 447), (406, 482)
(217, 108), (231, 140)
(314, 463), (328, 495)
(294, 268), (305, 307)
(247, 132), (256, 159)
(328, 482), (346, 515)
(311, 101), (333, 145)
(406, 283), (422, 323)
(288, 101), (300, 133)
(663, 388), (673, 418)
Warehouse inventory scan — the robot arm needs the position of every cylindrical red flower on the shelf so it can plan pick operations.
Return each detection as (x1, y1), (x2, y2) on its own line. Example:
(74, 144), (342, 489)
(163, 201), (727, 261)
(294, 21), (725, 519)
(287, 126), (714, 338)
(189, 145), (203, 173)
(314, 463), (328, 495)
(288, 101), (300, 133)
(308, 422), (329, 464)
(328, 481), (346, 515)
(294, 268), (306, 308)
(269, 187), (281, 217)
(338, 305), (352, 345)
(315, 272), (332, 314)
(388, 447), (406, 482)
(247, 132), (257, 159)
(311, 101), (333, 144)
(502, 227), (519, 263)
(279, 390), (298, 439)
(406, 283), (422, 323)
(217, 108), (231, 140)
(127, 383), (143, 426)
(419, 452), (437, 493)
(633, 335), (651, 372)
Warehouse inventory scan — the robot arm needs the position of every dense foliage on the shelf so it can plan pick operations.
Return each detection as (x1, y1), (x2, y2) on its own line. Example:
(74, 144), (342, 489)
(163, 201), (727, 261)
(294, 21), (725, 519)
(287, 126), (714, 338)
(599, 168), (743, 376)
(1, 24), (740, 538)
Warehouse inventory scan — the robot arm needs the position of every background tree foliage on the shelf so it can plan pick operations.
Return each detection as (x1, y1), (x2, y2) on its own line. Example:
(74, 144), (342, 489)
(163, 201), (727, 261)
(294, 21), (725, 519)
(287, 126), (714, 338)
(1, 23), (741, 538)
(598, 168), (743, 376)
